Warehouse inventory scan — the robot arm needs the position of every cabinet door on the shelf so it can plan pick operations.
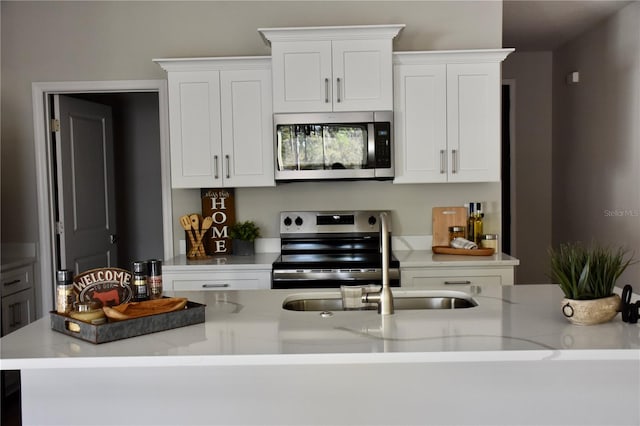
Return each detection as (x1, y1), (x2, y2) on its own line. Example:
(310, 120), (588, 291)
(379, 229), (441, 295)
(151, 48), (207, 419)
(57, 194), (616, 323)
(332, 39), (393, 112)
(220, 69), (275, 187)
(167, 71), (223, 188)
(446, 63), (501, 182)
(2, 288), (35, 336)
(393, 64), (447, 183)
(271, 41), (333, 113)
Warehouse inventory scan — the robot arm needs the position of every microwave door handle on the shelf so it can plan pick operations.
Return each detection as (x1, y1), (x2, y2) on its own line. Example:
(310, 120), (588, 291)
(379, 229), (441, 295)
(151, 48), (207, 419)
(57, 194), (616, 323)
(367, 123), (376, 167)
(276, 129), (284, 171)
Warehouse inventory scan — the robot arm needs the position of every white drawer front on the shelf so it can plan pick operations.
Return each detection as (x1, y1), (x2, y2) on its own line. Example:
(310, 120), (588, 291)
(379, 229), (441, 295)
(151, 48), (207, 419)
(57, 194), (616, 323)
(165, 271), (271, 291)
(172, 279), (265, 291)
(1, 264), (34, 297)
(408, 275), (501, 288)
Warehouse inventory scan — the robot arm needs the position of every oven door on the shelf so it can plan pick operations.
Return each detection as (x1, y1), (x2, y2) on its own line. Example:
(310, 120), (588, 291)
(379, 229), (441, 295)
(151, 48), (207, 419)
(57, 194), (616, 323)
(271, 265), (400, 289)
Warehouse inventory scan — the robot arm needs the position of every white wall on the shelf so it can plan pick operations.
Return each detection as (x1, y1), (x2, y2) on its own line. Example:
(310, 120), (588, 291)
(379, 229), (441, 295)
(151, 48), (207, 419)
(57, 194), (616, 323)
(1, 1), (503, 253)
(552, 1), (640, 284)
(502, 52), (553, 283)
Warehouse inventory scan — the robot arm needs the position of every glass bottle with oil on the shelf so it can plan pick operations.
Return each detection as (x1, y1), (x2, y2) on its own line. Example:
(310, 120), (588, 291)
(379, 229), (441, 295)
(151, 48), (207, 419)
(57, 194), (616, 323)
(472, 202), (484, 245)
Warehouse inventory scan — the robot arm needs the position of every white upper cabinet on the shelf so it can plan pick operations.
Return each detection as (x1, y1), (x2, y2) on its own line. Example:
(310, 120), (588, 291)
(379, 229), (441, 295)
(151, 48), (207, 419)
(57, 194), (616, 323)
(154, 57), (274, 188)
(259, 25), (404, 113)
(393, 49), (513, 184)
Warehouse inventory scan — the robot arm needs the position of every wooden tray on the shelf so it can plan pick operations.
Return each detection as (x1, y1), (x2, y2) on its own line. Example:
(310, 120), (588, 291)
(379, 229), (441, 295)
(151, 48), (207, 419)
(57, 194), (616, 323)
(50, 300), (205, 344)
(103, 297), (188, 321)
(432, 246), (495, 256)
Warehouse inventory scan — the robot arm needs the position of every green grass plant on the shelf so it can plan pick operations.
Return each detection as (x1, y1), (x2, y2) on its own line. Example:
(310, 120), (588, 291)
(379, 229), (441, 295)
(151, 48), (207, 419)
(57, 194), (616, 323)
(229, 220), (261, 242)
(549, 242), (635, 300)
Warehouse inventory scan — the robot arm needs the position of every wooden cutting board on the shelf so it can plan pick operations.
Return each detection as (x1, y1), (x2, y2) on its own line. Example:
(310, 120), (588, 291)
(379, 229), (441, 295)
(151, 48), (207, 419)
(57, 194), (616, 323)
(432, 206), (468, 246)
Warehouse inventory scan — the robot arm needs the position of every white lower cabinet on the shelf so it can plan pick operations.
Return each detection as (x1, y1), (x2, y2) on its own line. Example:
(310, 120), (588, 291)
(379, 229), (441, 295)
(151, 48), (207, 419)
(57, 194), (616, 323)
(1, 262), (36, 336)
(164, 270), (271, 292)
(401, 266), (514, 290)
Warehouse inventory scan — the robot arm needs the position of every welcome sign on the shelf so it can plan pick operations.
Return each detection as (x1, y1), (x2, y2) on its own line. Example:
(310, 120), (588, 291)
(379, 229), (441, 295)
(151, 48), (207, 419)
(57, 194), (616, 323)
(201, 188), (235, 255)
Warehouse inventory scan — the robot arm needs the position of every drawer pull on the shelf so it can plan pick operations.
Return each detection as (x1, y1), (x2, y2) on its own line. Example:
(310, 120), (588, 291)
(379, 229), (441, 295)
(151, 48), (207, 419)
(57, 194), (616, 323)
(444, 280), (471, 285)
(202, 283), (230, 288)
(4, 279), (21, 287)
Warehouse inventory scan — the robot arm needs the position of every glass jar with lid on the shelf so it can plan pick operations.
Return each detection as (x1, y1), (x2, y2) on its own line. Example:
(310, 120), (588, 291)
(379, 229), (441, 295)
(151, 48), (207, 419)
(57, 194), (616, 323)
(480, 234), (499, 252)
(448, 226), (466, 243)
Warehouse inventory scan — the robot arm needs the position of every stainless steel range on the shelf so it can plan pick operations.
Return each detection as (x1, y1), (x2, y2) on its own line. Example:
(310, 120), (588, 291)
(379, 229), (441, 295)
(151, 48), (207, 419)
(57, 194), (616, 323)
(271, 210), (400, 289)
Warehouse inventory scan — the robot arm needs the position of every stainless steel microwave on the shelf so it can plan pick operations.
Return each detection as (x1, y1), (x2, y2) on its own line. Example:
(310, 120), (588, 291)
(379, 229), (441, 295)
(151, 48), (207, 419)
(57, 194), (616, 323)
(274, 111), (393, 181)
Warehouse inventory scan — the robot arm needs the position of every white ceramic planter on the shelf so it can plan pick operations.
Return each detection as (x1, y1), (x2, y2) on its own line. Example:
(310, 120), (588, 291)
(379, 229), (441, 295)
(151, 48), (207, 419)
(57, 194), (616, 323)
(561, 294), (621, 325)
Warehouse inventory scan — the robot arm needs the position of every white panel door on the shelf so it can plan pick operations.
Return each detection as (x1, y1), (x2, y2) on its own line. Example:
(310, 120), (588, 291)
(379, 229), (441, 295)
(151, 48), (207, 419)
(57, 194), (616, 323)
(271, 41), (333, 113)
(393, 64), (447, 183)
(447, 63), (501, 182)
(332, 39), (393, 112)
(220, 69), (275, 187)
(54, 95), (117, 273)
(167, 71), (222, 187)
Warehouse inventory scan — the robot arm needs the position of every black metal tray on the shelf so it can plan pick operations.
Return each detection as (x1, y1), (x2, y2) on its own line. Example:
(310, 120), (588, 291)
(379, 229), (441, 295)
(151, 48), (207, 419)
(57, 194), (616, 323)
(50, 300), (206, 344)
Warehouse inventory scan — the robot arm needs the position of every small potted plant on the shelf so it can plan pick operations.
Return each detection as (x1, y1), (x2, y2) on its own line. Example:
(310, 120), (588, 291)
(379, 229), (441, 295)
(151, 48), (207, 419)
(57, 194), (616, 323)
(548, 241), (635, 325)
(229, 220), (261, 256)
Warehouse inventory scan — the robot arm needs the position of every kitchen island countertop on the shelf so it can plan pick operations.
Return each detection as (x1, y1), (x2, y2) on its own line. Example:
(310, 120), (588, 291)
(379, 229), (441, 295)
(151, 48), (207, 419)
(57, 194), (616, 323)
(1, 284), (637, 368)
(2, 284), (638, 426)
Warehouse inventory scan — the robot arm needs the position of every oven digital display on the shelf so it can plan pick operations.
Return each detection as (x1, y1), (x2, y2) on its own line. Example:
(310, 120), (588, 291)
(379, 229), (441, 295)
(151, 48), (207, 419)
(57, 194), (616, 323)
(316, 215), (355, 226)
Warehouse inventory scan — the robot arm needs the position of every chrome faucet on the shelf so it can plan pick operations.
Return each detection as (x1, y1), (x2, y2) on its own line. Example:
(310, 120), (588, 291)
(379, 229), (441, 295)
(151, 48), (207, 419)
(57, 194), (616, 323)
(363, 212), (394, 315)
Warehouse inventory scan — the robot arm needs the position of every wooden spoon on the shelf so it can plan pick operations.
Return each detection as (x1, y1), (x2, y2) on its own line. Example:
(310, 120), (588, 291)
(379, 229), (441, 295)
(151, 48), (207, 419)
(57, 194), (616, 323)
(190, 214), (200, 233)
(190, 214), (204, 257)
(179, 215), (198, 257)
(197, 216), (214, 256)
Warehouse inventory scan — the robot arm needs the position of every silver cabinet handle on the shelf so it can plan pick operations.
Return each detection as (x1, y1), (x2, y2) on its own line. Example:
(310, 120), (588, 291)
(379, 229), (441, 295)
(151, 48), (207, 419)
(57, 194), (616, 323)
(213, 155), (219, 179)
(336, 77), (341, 103)
(225, 155), (230, 179)
(444, 280), (471, 285)
(202, 283), (230, 288)
(440, 150), (446, 174)
(451, 149), (458, 174)
(324, 78), (329, 103)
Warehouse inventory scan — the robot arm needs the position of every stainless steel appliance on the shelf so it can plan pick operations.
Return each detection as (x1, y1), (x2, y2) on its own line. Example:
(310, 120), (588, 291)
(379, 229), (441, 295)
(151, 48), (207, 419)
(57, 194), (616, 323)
(274, 111), (393, 181)
(271, 210), (400, 289)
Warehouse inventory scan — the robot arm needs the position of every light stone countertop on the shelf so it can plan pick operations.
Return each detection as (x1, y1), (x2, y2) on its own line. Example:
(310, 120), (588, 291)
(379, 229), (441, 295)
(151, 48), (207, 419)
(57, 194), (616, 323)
(162, 250), (519, 270)
(1, 284), (638, 370)
(163, 252), (280, 270)
(394, 249), (520, 267)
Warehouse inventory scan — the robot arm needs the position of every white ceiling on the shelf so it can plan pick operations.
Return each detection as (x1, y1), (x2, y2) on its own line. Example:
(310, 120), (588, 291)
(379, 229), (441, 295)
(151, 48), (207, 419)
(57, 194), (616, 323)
(503, 0), (634, 50)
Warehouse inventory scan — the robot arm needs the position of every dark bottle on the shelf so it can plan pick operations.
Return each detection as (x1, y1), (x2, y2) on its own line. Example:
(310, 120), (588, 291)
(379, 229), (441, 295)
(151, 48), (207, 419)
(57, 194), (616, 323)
(147, 259), (163, 300)
(56, 269), (76, 314)
(132, 261), (149, 302)
(467, 203), (476, 242)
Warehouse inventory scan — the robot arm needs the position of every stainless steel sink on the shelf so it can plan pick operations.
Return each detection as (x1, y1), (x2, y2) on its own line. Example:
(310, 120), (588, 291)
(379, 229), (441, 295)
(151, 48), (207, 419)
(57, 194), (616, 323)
(282, 290), (478, 312)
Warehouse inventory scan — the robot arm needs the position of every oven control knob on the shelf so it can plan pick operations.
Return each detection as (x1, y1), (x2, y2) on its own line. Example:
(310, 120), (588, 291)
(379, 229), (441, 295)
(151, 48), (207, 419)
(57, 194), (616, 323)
(283, 216), (292, 227)
(295, 216), (304, 226)
(368, 216), (377, 226)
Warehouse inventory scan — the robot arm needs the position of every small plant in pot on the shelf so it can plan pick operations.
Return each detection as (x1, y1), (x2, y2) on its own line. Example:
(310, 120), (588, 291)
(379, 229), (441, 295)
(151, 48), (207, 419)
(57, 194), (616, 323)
(229, 221), (261, 256)
(548, 241), (635, 325)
